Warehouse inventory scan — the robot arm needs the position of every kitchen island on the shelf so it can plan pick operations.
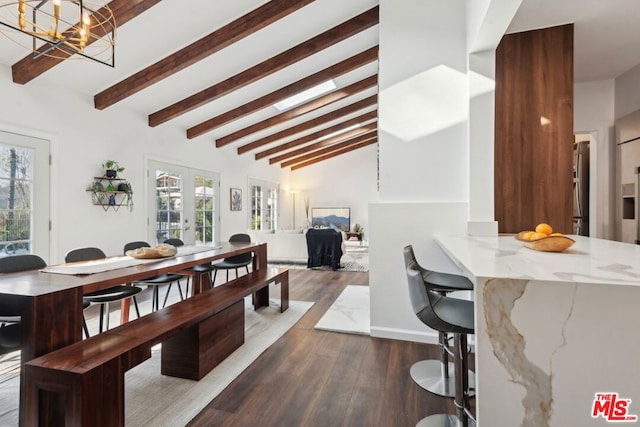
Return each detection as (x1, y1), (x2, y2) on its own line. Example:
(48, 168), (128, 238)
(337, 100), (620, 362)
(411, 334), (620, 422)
(435, 234), (640, 426)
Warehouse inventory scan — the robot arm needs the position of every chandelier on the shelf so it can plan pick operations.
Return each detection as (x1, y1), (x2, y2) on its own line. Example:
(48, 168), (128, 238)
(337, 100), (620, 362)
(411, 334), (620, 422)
(0, 0), (116, 67)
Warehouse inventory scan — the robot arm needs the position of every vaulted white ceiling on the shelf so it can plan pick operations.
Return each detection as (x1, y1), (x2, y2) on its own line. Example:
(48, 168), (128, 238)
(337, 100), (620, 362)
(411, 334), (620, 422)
(0, 0), (636, 169)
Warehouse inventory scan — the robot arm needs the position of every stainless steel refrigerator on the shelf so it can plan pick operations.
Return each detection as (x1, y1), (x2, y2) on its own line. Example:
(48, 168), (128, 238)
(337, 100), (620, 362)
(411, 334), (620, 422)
(573, 141), (589, 236)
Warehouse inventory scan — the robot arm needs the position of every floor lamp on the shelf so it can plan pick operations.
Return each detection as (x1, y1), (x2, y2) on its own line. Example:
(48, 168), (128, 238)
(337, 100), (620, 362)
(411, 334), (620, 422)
(289, 190), (300, 229)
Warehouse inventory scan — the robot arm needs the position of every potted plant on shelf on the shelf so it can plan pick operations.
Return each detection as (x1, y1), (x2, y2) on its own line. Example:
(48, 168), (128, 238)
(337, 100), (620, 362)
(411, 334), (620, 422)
(89, 181), (106, 205)
(102, 160), (124, 178)
(117, 181), (134, 211)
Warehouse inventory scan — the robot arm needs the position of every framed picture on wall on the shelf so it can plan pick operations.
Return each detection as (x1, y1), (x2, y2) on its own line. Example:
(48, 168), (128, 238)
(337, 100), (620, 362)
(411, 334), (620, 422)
(230, 188), (242, 211)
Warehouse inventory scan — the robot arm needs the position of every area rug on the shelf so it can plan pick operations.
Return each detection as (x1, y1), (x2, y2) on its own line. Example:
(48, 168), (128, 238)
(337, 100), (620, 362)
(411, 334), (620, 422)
(314, 285), (370, 335)
(269, 246), (369, 272)
(0, 298), (313, 426)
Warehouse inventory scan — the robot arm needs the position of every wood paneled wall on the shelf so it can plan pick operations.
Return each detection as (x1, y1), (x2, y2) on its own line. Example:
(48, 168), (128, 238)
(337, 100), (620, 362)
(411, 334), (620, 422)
(494, 24), (574, 234)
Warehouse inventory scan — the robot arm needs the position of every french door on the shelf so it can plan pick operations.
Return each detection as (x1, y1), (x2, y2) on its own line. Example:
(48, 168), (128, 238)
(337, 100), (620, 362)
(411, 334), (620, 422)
(147, 160), (219, 245)
(0, 131), (49, 260)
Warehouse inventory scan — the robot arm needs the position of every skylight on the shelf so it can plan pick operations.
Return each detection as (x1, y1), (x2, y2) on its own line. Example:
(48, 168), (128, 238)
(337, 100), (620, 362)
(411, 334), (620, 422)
(273, 80), (337, 111)
(317, 123), (361, 141)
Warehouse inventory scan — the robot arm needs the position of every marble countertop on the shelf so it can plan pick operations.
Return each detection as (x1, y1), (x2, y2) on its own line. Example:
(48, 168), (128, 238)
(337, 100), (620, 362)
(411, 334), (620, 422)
(435, 233), (640, 286)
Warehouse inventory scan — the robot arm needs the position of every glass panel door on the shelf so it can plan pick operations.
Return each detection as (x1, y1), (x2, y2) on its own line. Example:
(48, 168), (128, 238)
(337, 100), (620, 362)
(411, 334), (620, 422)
(0, 131), (49, 260)
(155, 168), (183, 243)
(193, 174), (216, 245)
(148, 160), (219, 245)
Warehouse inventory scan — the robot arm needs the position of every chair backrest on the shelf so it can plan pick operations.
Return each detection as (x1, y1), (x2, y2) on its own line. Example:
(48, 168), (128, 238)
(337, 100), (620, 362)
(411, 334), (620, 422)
(123, 241), (150, 254)
(65, 247), (107, 263)
(406, 261), (440, 329)
(0, 254), (47, 317)
(0, 254), (46, 273)
(403, 245), (418, 269)
(230, 233), (250, 244)
(226, 233), (252, 264)
(164, 238), (184, 247)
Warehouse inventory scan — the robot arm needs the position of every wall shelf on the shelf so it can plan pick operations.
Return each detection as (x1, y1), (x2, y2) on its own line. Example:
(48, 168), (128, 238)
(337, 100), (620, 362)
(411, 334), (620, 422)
(87, 176), (133, 212)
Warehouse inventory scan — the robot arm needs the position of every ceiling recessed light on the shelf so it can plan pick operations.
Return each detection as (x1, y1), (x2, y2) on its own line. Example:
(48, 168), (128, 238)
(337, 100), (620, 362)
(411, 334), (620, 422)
(274, 80), (337, 111)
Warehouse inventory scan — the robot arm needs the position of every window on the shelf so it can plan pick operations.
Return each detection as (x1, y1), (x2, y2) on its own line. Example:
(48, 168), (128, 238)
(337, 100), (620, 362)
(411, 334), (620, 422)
(249, 178), (278, 231)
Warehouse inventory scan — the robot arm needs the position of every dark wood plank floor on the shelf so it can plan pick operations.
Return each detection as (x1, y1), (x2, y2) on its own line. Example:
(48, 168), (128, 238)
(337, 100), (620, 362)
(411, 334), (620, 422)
(188, 269), (470, 427)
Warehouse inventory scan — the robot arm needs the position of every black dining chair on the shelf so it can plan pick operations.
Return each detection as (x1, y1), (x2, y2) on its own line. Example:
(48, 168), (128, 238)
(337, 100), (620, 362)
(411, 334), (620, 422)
(210, 233), (253, 285)
(123, 241), (187, 311)
(65, 247), (142, 334)
(0, 254), (46, 353)
(163, 238), (218, 295)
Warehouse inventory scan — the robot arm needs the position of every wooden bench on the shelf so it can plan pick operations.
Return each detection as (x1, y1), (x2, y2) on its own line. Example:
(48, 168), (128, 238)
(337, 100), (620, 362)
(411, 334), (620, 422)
(23, 267), (288, 427)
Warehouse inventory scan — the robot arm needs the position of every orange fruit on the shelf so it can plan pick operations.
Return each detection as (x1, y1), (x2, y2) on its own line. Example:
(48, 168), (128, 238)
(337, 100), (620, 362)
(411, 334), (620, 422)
(530, 232), (548, 241)
(522, 231), (535, 241)
(535, 223), (553, 235)
(550, 232), (564, 237)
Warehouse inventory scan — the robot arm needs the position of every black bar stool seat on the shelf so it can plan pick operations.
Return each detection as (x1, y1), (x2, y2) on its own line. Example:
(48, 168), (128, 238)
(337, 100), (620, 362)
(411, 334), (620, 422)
(407, 261), (476, 427)
(404, 245), (475, 399)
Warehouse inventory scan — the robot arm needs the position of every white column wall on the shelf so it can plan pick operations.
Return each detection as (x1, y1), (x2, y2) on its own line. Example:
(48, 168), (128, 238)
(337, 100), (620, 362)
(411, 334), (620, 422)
(371, 0), (470, 341)
(0, 66), (282, 263)
(468, 51), (498, 236)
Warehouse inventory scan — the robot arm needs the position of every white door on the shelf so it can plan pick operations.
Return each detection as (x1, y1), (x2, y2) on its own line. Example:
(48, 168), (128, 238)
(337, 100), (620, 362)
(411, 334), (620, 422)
(147, 160), (219, 245)
(0, 131), (50, 261)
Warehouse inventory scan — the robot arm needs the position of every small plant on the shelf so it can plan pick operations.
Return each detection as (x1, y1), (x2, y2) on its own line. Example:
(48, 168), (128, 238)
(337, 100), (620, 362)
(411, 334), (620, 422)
(88, 181), (106, 204)
(117, 181), (134, 211)
(102, 160), (124, 178)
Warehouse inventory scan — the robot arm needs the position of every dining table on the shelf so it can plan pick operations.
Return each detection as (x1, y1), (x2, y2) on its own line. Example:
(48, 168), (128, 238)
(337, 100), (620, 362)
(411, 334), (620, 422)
(0, 241), (267, 425)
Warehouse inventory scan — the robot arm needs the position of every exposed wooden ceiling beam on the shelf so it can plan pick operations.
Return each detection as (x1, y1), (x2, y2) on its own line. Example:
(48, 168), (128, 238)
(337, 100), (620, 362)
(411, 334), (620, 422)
(186, 45), (379, 139)
(216, 74), (377, 147)
(12, 0), (162, 85)
(93, 0), (313, 110)
(280, 132), (377, 167)
(290, 138), (378, 170)
(254, 111), (377, 159)
(269, 127), (377, 164)
(235, 95), (377, 153)
(148, 6), (379, 127)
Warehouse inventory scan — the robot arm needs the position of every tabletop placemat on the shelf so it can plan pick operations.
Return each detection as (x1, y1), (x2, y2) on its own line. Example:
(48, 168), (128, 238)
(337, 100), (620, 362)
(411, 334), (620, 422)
(176, 245), (221, 256)
(41, 256), (162, 275)
(41, 245), (224, 275)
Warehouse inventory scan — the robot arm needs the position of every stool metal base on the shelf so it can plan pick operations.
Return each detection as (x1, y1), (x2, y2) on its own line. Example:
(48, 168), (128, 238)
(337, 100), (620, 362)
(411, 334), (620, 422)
(416, 414), (476, 427)
(410, 360), (476, 398)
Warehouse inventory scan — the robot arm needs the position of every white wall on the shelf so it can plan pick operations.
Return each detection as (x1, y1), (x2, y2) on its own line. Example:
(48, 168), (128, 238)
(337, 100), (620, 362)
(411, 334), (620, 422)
(615, 62), (640, 120)
(288, 144), (379, 234)
(574, 79), (616, 239)
(0, 65), (282, 263)
(369, 202), (469, 342)
(372, 0), (470, 341)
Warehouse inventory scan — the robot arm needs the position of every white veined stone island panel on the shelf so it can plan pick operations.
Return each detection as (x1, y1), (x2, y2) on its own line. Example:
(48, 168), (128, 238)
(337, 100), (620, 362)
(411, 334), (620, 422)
(435, 234), (640, 426)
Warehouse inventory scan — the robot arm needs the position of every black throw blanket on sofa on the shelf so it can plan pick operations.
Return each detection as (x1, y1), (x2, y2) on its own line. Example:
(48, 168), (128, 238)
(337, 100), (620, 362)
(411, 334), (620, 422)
(306, 229), (343, 270)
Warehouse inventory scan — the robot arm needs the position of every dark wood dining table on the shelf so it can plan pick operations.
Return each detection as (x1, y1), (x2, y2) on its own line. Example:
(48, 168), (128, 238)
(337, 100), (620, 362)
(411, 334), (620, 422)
(0, 241), (266, 425)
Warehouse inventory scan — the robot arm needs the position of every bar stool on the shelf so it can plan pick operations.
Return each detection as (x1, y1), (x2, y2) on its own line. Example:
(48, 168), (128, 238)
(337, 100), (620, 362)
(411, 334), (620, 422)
(406, 261), (475, 426)
(403, 245), (475, 398)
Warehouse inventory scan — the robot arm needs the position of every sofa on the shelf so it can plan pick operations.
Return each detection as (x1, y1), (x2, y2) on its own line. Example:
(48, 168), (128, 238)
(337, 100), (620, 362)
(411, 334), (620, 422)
(247, 229), (348, 264)
(247, 229), (308, 263)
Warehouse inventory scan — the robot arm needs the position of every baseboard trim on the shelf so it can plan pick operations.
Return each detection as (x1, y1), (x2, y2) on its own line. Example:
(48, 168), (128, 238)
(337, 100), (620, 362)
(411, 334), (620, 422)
(369, 326), (440, 345)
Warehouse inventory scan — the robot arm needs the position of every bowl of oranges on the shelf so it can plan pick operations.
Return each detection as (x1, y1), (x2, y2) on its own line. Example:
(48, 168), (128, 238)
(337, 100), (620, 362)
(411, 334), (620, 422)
(515, 223), (575, 252)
